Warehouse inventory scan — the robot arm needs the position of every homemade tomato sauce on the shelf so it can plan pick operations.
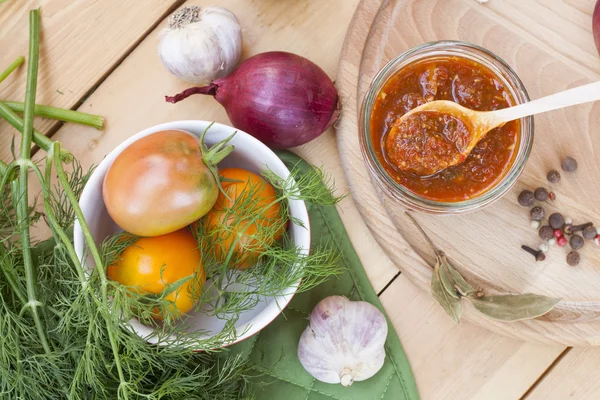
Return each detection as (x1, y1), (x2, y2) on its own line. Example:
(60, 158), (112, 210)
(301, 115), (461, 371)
(371, 56), (519, 202)
(385, 111), (471, 176)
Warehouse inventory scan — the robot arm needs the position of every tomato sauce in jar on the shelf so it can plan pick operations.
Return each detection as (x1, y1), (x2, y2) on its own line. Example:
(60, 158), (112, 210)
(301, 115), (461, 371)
(370, 56), (520, 202)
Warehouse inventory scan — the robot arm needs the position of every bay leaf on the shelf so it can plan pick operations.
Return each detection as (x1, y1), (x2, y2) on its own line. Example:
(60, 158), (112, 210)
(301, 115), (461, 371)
(468, 293), (561, 322)
(431, 263), (462, 323)
(444, 257), (475, 297)
(437, 256), (459, 299)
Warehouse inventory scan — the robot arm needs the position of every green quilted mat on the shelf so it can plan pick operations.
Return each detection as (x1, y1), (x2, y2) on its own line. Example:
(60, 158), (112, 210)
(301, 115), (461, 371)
(227, 151), (419, 400)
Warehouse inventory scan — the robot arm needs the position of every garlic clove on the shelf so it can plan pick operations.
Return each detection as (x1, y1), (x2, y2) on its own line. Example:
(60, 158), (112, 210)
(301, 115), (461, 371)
(298, 296), (388, 386)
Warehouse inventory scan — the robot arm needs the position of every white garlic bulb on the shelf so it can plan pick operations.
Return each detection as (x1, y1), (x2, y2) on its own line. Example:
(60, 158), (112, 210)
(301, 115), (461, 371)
(297, 296), (388, 386)
(158, 6), (242, 84)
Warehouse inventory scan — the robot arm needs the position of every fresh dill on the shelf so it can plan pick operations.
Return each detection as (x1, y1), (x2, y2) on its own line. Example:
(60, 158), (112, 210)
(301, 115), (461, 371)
(0, 8), (344, 399)
(190, 166), (343, 319)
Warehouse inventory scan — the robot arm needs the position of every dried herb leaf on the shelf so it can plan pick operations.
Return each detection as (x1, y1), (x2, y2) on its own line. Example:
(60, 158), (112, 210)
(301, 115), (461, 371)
(444, 258), (475, 297)
(437, 256), (459, 299)
(468, 294), (561, 322)
(431, 263), (462, 323)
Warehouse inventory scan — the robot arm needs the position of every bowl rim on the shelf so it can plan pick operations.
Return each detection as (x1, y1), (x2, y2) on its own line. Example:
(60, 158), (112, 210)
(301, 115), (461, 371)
(73, 120), (311, 349)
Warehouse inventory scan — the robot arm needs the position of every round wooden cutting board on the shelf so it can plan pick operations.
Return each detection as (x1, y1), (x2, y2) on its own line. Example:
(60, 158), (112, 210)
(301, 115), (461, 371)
(336, 0), (600, 346)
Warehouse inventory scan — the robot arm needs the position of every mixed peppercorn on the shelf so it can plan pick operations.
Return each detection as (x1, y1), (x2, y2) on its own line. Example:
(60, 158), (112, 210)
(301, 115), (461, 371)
(518, 156), (596, 266)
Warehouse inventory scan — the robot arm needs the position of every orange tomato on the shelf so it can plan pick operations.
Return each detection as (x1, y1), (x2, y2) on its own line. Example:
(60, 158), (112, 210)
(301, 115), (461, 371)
(103, 130), (219, 237)
(107, 228), (205, 319)
(202, 168), (286, 269)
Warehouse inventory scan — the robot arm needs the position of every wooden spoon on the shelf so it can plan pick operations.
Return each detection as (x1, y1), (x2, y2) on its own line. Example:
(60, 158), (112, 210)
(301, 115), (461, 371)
(388, 81), (600, 176)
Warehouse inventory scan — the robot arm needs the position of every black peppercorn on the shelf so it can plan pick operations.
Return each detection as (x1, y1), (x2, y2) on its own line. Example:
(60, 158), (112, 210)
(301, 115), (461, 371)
(518, 190), (534, 207)
(561, 156), (578, 172)
(547, 169), (561, 183)
(566, 251), (580, 266)
(539, 225), (554, 240)
(570, 234), (584, 250)
(583, 225), (596, 240)
(534, 187), (549, 201)
(530, 206), (545, 221)
(548, 213), (565, 229)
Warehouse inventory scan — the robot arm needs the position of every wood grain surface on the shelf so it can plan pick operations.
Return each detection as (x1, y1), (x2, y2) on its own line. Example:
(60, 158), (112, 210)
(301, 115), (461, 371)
(30, 0), (399, 292)
(3, 0), (599, 398)
(0, 0), (182, 161)
(36, 0), (568, 398)
(526, 347), (600, 399)
(379, 278), (564, 400)
(336, 0), (600, 345)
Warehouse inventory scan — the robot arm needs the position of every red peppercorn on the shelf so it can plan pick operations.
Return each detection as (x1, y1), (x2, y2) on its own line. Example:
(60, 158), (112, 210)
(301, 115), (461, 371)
(553, 229), (563, 238)
(558, 236), (567, 247)
(549, 192), (556, 201)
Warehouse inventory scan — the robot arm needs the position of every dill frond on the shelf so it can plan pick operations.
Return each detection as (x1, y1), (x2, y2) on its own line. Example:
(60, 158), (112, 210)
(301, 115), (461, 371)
(44, 158), (95, 230)
(0, 130), (342, 398)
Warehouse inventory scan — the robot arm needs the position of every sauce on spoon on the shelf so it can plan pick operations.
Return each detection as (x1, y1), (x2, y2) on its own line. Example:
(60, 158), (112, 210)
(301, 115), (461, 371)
(385, 110), (473, 176)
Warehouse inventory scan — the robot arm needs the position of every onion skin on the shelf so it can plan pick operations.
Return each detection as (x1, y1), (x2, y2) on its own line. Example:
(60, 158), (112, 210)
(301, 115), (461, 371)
(166, 51), (339, 148)
(595, 0), (600, 55)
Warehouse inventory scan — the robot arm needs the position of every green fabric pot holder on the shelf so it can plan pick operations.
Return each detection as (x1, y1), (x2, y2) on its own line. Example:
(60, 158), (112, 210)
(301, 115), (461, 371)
(227, 150), (419, 400)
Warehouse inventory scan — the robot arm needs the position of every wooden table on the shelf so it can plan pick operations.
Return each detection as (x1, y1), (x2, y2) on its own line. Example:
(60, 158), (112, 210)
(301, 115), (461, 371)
(1, 1), (598, 399)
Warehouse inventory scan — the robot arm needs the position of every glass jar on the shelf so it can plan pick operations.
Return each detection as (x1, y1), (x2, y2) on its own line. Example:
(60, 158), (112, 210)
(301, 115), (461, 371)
(359, 41), (533, 214)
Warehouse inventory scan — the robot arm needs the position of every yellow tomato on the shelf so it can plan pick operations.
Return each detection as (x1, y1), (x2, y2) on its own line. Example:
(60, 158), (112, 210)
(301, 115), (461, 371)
(107, 229), (205, 319)
(202, 168), (286, 269)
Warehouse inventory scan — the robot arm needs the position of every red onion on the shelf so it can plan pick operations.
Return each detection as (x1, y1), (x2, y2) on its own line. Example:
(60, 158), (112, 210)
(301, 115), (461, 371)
(166, 51), (339, 148)
(594, 0), (600, 55)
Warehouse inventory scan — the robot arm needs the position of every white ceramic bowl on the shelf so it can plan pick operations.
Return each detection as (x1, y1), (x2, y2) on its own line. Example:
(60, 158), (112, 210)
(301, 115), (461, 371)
(73, 120), (310, 348)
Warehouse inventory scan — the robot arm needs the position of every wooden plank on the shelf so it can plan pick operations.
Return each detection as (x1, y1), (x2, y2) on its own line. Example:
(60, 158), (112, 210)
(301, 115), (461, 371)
(21, 0), (571, 397)
(379, 277), (565, 400)
(525, 347), (600, 400)
(29, 0), (401, 290)
(335, 0), (600, 345)
(0, 0), (182, 162)
(333, 1), (575, 396)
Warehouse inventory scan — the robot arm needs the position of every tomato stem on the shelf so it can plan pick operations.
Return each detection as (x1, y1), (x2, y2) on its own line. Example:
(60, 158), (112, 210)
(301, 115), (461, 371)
(200, 123), (236, 200)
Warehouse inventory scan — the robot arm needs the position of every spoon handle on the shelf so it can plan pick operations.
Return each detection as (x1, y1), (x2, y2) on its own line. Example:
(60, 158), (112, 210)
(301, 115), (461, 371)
(491, 81), (600, 122)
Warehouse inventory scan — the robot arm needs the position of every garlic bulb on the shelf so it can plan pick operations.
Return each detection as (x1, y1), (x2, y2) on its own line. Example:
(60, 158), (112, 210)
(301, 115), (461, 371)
(158, 6), (242, 84)
(297, 296), (388, 386)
